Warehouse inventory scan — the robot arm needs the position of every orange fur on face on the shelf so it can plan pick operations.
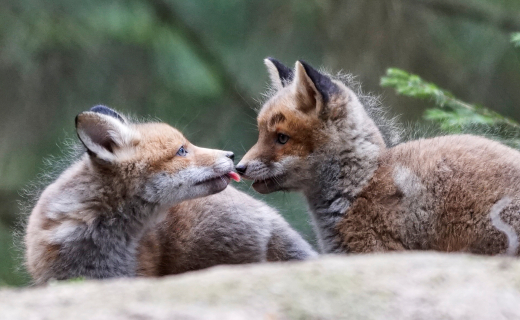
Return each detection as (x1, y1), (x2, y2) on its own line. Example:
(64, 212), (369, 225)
(113, 122), (225, 177)
(244, 96), (325, 165)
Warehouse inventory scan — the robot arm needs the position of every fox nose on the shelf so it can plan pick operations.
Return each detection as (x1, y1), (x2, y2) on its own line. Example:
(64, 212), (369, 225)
(225, 152), (235, 162)
(235, 163), (247, 175)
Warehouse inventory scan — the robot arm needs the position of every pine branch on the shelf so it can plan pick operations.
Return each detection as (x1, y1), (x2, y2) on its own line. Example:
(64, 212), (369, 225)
(381, 68), (520, 134)
(512, 33), (520, 47)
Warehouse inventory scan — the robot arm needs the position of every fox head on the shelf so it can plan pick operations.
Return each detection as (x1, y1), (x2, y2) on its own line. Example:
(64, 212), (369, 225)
(236, 58), (384, 195)
(75, 106), (239, 207)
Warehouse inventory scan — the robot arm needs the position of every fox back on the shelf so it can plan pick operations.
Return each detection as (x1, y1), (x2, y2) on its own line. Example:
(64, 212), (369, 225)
(237, 58), (520, 255)
(25, 106), (237, 284)
(137, 185), (317, 276)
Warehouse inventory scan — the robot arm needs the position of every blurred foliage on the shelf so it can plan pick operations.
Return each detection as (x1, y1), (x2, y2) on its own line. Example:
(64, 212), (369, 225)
(1, 0), (520, 286)
(513, 33), (520, 47)
(0, 223), (27, 286)
(381, 68), (520, 146)
(381, 35), (520, 147)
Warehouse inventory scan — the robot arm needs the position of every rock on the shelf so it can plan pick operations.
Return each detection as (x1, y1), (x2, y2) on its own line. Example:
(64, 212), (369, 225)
(1, 252), (520, 320)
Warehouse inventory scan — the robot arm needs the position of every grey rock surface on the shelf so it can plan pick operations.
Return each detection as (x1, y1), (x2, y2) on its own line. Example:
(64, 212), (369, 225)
(1, 252), (520, 320)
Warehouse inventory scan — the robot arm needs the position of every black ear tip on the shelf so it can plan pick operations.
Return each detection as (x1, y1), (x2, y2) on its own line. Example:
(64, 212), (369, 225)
(266, 57), (279, 64)
(90, 105), (111, 113)
(266, 57), (294, 85)
(89, 105), (125, 123)
(267, 57), (287, 70)
(297, 60), (338, 103)
(298, 60), (317, 75)
(90, 105), (118, 117)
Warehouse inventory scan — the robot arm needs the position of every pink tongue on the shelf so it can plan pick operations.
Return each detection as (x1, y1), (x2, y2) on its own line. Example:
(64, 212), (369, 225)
(228, 171), (241, 182)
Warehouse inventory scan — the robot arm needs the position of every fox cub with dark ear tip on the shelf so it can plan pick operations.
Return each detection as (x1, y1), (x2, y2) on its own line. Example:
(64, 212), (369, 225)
(25, 106), (316, 285)
(237, 58), (520, 255)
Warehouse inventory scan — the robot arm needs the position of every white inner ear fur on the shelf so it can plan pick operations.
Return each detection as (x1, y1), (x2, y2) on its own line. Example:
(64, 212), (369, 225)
(77, 112), (140, 162)
(264, 59), (284, 91)
(293, 61), (323, 114)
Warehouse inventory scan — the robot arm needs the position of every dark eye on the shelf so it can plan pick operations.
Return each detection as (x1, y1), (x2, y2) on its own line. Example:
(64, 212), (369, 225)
(176, 146), (188, 157)
(277, 133), (289, 145)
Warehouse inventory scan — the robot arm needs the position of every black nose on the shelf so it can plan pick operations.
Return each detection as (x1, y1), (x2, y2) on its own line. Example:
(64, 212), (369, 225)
(225, 152), (235, 162)
(235, 164), (247, 175)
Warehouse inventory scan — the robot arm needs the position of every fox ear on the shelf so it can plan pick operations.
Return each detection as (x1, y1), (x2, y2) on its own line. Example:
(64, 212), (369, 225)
(89, 105), (128, 124)
(75, 107), (138, 163)
(264, 57), (294, 91)
(294, 60), (339, 114)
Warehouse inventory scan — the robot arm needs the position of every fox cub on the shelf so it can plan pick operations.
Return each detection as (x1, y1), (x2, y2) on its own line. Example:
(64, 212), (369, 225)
(237, 58), (520, 255)
(26, 106), (315, 284)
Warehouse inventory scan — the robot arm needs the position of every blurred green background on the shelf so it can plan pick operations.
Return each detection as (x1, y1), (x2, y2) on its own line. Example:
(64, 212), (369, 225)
(1, 0), (519, 286)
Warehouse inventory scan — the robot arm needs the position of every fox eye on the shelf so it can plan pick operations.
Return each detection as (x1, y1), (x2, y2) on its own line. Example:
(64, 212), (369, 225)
(277, 133), (289, 145)
(176, 146), (188, 157)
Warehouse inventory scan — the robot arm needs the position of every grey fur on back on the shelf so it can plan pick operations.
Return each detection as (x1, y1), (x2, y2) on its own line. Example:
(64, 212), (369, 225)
(25, 157), (165, 284)
(137, 186), (316, 276)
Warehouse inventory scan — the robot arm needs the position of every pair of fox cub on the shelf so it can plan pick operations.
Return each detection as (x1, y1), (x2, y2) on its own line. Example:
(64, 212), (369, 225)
(26, 58), (520, 284)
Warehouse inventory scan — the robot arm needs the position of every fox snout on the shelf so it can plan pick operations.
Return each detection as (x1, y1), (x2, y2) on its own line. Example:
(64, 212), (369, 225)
(225, 152), (234, 162)
(235, 162), (246, 175)
(194, 147), (240, 184)
(193, 146), (235, 172)
(235, 159), (267, 180)
(213, 150), (235, 163)
(235, 143), (265, 178)
(235, 156), (287, 194)
(235, 156), (256, 179)
(223, 151), (236, 169)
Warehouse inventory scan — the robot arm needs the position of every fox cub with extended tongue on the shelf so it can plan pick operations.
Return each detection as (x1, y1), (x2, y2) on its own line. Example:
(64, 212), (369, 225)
(237, 58), (520, 255)
(26, 106), (315, 284)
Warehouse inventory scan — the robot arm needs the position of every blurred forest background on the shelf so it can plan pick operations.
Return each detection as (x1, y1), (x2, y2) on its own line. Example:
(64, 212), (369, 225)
(1, 0), (519, 286)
